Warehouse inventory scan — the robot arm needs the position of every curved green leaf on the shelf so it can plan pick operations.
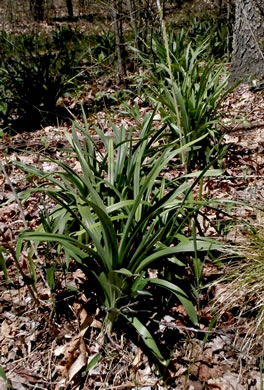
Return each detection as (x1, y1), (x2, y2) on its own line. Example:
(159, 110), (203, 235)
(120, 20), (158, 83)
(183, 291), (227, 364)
(16, 231), (100, 265)
(148, 278), (198, 325)
(122, 314), (169, 366)
(85, 353), (102, 373)
(134, 239), (221, 273)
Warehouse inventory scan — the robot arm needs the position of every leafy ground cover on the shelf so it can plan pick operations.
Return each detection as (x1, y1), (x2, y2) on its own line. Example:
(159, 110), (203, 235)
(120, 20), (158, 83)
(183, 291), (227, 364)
(1, 81), (264, 389)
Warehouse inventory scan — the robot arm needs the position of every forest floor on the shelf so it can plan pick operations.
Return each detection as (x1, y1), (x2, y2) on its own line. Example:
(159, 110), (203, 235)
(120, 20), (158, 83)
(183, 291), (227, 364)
(1, 81), (264, 390)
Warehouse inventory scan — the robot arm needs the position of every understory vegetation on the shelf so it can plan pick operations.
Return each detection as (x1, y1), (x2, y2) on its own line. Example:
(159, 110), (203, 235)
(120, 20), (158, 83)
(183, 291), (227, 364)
(0, 1), (263, 388)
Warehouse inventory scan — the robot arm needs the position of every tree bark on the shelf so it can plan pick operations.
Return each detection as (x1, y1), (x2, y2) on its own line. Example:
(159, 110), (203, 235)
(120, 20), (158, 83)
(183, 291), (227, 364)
(66, 0), (73, 17)
(231, 0), (264, 80)
(30, 0), (44, 21)
(112, 0), (126, 80)
(125, 0), (138, 51)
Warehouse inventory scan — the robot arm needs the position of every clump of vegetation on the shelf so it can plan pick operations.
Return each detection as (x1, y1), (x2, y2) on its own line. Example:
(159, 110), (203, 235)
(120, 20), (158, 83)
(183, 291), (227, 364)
(135, 28), (235, 171)
(15, 109), (221, 365)
(0, 25), (133, 132)
(212, 226), (264, 354)
(87, 30), (116, 66)
(0, 25), (89, 130)
(188, 15), (232, 60)
(3, 2), (259, 387)
(1, 5), (234, 373)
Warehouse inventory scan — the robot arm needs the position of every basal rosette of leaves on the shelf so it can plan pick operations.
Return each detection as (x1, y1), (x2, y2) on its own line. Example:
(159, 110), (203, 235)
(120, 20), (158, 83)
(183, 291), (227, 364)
(0, 26), (88, 130)
(135, 31), (238, 171)
(187, 15), (231, 60)
(15, 108), (221, 365)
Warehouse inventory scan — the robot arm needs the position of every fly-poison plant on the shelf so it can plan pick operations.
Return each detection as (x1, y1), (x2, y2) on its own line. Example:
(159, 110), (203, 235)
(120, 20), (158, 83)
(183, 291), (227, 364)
(135, 23), (237, 171)
(188, 15), (231, 60)
(148, 37), (236, 170)
(16, 109), (220, 365)
(0, 26), (88, 131)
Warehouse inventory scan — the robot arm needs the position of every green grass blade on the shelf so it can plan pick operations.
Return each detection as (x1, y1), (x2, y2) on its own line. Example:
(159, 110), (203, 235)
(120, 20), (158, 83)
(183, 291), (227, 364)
(85, 353), (102, 373)
(0, 247), (8, 280)
(65, 131), (105, 208)
(108, 137), (115, 187)
(87, 200), (119, 269)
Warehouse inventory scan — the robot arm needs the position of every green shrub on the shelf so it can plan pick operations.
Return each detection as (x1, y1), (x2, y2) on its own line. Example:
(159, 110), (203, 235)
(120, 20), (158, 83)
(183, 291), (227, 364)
(0, 25), (88, 130)
(16, 109), (220, 364)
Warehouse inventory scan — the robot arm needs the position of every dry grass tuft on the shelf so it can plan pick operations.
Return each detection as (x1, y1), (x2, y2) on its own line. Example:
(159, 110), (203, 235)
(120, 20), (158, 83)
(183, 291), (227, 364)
(211, 228), (264, 356)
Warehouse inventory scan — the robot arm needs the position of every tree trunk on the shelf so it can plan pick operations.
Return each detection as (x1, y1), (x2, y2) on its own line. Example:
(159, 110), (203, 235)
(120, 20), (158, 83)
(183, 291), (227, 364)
(231, 0), (264, 80)
(66, 0), (73, 17)
(30, 0), (44, 21)
(112, 0), (126, 80)
(125, 0), (138, 51)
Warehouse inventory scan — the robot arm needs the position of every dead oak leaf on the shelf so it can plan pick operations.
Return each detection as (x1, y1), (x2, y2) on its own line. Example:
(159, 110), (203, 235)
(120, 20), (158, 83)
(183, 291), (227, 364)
(57, 322), (89, 382)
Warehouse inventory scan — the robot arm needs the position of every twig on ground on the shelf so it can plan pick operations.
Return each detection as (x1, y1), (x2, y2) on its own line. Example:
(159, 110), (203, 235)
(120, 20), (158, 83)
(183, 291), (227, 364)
(153, 319), (245, 335)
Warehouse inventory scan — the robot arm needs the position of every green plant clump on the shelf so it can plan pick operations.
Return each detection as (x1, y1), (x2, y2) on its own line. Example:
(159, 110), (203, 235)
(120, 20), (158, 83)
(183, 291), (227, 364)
(188, 15), (231, 60)
(15, 109), (220, 365)
(87, 31), (116, 65)
(0, 25), (88, 130)
(137, 32), (236, 170)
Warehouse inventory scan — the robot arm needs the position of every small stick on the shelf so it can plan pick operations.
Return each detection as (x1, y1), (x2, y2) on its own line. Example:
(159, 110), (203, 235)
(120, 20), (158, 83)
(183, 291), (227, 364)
(153, 319), (245, 335)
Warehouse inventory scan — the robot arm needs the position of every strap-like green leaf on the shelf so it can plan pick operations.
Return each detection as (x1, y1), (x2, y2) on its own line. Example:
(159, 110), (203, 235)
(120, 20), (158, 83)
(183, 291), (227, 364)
(134, 239), (221, 273)
(17, 231), (99, 264)
(148, 278), (198, 325)
(86, 200), (119, 269)
(0, 247), (8, 281)
(122, 314), (168, 366)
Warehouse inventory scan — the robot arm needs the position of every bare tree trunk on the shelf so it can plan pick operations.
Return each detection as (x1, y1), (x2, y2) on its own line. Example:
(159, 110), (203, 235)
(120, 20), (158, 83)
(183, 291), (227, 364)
(66, 0), (73, 17)
(125, 0), (138, 51)
(45, 0), (54, 22)
(231, 0), (264, 80)
(226, 0), (235, 60)
(30, 0), (44, 21)
(140, 0), (156, 52)
(141, 0), (149, 48)
(112, 0), (126, 80)
(5, 0), (16, 23)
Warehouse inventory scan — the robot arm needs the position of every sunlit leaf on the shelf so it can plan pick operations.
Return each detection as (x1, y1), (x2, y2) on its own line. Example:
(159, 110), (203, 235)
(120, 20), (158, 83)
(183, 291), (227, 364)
(123, 314), (168, 366)
(148, 278), (198, 325)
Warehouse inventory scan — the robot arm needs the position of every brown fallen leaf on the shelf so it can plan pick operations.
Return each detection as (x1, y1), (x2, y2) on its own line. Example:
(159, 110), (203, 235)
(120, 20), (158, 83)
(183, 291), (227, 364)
(68, 337), (87, 382)
(58, 335), (83, 379)
(132, 347), (142, 367)
(1, 319), (11, 337)
(11, 369), (42, 384)
(198, 363), (209, 382)
(57, 304), (91, 383)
